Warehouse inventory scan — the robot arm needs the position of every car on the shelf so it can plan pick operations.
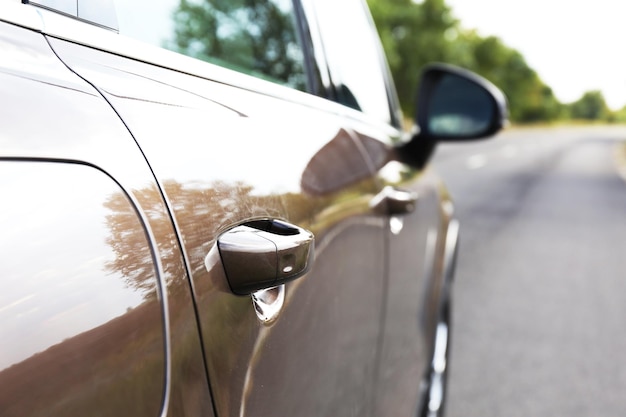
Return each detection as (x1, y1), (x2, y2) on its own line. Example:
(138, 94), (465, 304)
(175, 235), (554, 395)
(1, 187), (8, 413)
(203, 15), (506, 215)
(0, 1), (506, 416)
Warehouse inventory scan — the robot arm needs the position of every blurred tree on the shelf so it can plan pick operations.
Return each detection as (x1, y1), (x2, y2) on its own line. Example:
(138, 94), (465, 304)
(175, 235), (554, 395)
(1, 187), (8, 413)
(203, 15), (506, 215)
(367, 0), (457, 115)
(367, 0), (564, 123)
(171, 0), (306, 89)
(462, 34), (563, 122)
(610, 105), (626, 123)
(568, 90), (610, 121)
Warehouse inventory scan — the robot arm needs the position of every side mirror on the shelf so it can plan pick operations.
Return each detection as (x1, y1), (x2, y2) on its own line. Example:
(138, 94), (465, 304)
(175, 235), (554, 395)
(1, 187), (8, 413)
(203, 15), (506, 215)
(416, 63), (508, 140)
(396, 64), (508, 168)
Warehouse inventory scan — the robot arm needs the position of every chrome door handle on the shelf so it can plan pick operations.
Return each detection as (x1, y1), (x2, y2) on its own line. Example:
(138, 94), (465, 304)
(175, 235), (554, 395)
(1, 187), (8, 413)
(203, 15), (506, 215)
(217, 219), (315, 295)
(370, 185), (419, 215)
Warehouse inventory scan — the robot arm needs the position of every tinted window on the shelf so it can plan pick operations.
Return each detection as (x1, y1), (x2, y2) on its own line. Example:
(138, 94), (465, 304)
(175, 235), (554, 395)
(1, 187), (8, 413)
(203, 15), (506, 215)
(0, 162), (165, 417)
(115, 0), (307, 90)
(312, 0), (397, 126)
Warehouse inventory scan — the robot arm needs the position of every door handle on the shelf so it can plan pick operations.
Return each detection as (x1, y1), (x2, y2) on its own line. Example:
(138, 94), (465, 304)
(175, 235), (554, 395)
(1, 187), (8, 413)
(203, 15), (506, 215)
(370, 185), (419, 215)
(217, 219), (315, 295)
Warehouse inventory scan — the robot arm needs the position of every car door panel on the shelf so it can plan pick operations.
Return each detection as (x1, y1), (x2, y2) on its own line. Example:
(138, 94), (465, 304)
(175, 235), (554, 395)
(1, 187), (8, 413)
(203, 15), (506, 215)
(0, 161), (166, 417)
(0, 20), (213, 417)
(304, 0), (457, 410)
(47, 36), (389, 417)
(375, 167), (451, 416)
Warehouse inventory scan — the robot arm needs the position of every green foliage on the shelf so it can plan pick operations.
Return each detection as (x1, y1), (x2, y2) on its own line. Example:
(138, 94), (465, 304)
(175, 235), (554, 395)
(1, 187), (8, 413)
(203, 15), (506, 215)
(452, 33), (564, 122)
(568, 90), (610, 121)
(610, 105), (626, 123)
(172, 0), (306, 89)
(170, 0), (616, 124)
(367, 0), (457, 115)
(367, 0), (565, 123)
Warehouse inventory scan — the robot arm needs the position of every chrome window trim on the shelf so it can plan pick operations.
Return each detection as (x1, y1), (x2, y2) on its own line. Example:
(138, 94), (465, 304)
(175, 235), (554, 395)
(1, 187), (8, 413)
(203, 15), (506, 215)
(23, 0), (77, 19)
(23, 0), (119, 31)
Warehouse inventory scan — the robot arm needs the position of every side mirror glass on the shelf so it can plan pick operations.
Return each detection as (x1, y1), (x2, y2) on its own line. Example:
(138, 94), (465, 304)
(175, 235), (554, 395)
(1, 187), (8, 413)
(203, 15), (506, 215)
(416, 64), (508, 140)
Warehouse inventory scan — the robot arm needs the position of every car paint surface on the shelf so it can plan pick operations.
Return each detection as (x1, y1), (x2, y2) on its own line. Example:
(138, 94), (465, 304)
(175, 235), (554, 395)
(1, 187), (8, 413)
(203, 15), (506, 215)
(0, 19), (212, 417)
(0, 1), (460, 416)
(46, 33), (396, 416)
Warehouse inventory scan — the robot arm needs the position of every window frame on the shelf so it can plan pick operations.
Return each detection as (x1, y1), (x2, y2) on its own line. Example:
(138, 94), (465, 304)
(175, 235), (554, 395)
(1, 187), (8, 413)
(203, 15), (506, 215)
(24, 0), (119, 30)
(299, 0), (404, 129)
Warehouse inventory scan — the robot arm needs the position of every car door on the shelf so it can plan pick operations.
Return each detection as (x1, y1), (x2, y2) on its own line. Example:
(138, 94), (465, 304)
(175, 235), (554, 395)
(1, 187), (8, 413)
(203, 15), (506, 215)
(0, 13), (212, 417)
(307, 1), (455, 415)
(34, 1), (389, 416)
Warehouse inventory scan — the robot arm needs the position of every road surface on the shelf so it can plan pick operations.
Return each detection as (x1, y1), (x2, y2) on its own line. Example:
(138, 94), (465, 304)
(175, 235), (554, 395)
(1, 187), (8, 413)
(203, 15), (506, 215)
(432, 125), (626, 417)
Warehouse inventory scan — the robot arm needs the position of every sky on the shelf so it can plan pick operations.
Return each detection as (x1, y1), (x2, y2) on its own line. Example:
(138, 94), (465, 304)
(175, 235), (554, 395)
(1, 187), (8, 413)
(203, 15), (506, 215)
(445, 0), (626, 110)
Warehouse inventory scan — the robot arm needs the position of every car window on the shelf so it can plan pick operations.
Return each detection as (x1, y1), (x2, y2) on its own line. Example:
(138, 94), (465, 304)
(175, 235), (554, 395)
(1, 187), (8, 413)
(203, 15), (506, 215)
(311, 0), (399, 126)
(114, 0), (307, 91)
(0, 161), (165, 417)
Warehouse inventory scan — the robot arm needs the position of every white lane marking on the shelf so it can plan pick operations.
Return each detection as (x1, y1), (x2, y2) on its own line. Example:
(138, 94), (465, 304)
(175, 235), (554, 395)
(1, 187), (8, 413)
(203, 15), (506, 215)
(615, 142), (626, 183)
(466, 154), (487, 170)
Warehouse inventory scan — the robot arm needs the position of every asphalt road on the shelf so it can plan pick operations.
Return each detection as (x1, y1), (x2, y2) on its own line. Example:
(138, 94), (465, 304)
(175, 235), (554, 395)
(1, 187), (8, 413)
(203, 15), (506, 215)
(431, 126), (626, 417)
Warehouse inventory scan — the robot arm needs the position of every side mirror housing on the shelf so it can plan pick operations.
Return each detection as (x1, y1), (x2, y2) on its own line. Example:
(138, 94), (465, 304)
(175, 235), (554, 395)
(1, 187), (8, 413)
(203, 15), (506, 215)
(396, 63), (508, 168)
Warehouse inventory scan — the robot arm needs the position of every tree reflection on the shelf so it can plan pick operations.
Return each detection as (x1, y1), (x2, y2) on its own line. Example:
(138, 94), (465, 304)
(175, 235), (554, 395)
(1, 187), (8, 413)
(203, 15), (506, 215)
(104, 185), (168, 298)
(96, 135), (388, 413)
(103, 128), (390, 300)
(104, 180), (323, 299)
(171, 0), (306, 89)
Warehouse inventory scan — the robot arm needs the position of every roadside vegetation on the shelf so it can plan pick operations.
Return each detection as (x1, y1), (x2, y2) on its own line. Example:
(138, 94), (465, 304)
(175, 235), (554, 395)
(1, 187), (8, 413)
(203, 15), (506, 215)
(367, 0), (626, 124)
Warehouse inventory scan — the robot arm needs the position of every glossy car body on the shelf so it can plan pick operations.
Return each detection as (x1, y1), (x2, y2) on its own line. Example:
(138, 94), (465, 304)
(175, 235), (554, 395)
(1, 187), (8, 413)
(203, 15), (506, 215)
(0, 1), (505, 417)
